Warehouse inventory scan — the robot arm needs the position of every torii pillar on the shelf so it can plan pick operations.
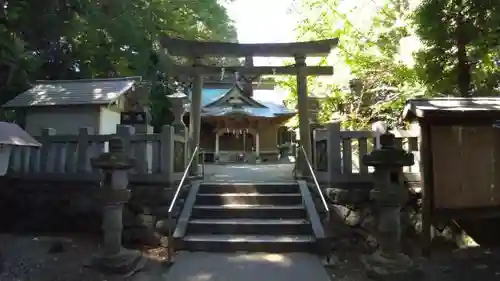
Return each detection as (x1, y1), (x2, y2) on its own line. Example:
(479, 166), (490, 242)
(295, 55), (311, 176)
(189, 57), (203, 176)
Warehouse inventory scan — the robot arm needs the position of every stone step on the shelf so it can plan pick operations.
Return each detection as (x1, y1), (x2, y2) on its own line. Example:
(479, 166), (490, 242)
(195, 193), (303, 206)
(180, 234), (315, 252)
(187, 218), (312, 235)
(191, 204), (307, 219)
(199, 182), (299, 194)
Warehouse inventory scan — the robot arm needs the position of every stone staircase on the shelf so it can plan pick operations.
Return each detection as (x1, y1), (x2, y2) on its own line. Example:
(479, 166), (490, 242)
(172, 181), (326, 253)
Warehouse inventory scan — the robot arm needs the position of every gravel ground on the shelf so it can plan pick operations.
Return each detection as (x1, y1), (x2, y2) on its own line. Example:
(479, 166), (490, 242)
(0, 234), (169, 281)
(325, 236), (500, 281)
(2, 233), (500, 281)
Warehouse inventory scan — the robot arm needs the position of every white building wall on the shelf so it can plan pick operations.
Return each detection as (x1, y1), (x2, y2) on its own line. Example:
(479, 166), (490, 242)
(98, 107), (121, 152)
(24, 106), (99, 136)
(98, 107), (121, 135)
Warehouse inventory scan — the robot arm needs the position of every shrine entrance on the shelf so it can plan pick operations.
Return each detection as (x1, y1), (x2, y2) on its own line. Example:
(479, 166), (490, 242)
(219, 130), (254, 152)
(217, 127), (254, 160)
(159, 37), (338, 176)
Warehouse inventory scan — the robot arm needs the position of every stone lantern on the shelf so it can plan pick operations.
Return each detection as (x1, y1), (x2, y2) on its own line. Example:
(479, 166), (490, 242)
(168, 88), (189, 134)
(88, 137), (146, 276)
(361, 132), (422, 280)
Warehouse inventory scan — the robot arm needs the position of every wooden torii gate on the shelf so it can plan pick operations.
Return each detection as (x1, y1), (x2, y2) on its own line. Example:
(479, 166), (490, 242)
(159, 37), (338, 176)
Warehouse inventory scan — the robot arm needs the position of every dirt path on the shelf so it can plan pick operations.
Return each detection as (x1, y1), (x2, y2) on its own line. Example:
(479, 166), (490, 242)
(163, 252), (330, 281)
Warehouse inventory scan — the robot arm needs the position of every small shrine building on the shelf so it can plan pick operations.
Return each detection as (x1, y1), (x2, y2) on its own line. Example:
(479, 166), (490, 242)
(186, 80), (295, 163)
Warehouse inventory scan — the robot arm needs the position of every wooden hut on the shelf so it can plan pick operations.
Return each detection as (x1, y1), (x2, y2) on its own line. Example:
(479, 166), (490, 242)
(402, 97), (500, 254)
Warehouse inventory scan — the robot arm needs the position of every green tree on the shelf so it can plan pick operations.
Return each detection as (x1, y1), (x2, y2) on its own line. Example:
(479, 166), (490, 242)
(414, 0), (500, 97)
(281, 0), (425, 129)
(0, 0), (237, 125)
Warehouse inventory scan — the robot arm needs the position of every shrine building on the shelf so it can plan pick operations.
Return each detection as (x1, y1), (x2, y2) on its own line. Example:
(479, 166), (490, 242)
(186, 79), (295, 163)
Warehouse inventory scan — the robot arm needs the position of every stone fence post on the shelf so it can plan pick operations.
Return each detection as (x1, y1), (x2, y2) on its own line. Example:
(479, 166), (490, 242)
(76, 127), (92, 173)
(160, 125), (174, 182)
(87, 136), (146, 276)
(326, 121), (342, 183)
(39, 128), (56, 173)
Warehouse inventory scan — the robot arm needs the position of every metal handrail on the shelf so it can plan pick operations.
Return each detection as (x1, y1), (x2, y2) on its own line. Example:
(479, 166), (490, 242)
(299, 145), (330, 215)
(166, 146), (200, 261)
(199, 149), (205, 177)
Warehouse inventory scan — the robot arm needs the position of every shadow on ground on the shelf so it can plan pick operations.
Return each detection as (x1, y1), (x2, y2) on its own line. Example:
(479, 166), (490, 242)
(164, 252), (330, 281)
(0, 234), (171, 281)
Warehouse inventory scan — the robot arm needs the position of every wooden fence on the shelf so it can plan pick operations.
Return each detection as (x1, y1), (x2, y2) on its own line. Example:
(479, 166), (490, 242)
(312, 121), (421, 183)
(6, 125), (188, 184)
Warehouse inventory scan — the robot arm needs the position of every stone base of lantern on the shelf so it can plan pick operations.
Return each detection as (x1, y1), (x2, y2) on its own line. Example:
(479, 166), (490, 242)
(361, 251), (423, 281)
(86, 248), (147, 277)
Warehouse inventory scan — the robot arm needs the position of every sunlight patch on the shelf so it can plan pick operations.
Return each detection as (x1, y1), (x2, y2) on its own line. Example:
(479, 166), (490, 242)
(228, 253), (292, 266)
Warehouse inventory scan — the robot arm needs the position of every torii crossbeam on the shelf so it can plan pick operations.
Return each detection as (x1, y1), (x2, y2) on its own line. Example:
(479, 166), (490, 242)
(160, 37), (339, 57)
(159, 37), (339, 176)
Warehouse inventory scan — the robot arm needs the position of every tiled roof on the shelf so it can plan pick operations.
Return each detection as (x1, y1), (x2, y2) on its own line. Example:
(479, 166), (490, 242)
(402, 97), (500, 120)
(2, 77), (141, 108)
(0, 122), (41, 146)
(201, 88), (229, 107)
(194, 87), (295, 118)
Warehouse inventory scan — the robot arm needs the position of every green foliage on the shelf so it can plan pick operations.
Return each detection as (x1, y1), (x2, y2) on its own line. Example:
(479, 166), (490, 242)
(280, 0), (425, 130)
(282, 0), (500, 129)
(0, 0), (236, 124)
(414, 0), (500, 96)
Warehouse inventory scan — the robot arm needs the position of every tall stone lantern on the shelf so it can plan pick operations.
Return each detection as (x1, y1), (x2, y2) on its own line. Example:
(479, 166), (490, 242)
(88, 137), (146, 276)
(168, 88), (189, 135)
(168, 88), (190, 172)
(361, 132), (422, 280)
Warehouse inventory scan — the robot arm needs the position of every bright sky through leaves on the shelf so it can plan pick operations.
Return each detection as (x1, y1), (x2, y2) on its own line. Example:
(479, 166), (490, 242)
(223, 0), (384, 65)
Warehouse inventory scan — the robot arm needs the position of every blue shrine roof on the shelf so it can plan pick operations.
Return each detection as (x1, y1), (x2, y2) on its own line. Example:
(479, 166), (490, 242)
(187, 86), (296, 118)
(201, 88), (229, 107)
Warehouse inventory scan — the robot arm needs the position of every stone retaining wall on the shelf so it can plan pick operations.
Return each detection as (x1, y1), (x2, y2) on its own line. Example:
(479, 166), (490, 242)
(0, 178), (102, 233)
(0, 178), (181, 246)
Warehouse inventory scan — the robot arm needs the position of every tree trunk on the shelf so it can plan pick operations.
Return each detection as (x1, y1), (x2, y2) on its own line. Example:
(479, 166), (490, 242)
(455, 12), (471, 97)
(0, 63), (12, 92)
